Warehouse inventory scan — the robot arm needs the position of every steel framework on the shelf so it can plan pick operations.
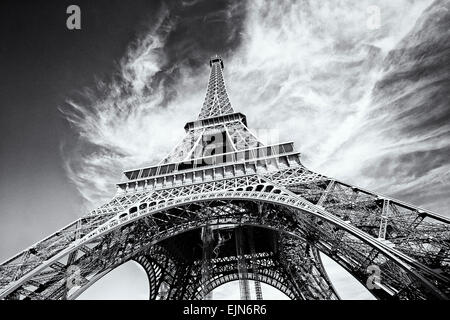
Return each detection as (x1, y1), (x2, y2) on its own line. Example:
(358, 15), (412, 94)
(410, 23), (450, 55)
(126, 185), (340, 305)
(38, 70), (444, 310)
(0, 56), (449, 300)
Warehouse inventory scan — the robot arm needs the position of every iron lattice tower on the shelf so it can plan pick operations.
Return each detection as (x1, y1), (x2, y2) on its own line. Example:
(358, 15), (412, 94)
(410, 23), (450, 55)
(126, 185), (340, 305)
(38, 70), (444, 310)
(1, 56), (450, 300)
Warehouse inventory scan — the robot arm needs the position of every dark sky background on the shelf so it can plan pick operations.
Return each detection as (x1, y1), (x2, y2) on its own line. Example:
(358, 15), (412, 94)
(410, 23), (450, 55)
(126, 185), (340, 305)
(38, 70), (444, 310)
(0, 0), (448, 299)
(0, 0), (155, 259)
(0, 0), (244, 260)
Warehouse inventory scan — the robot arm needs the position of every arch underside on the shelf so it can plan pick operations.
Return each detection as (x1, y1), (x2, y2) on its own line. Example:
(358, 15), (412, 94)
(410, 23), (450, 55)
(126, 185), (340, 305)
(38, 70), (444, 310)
(1, 171), (449, 300)
(133, 231), (339, 300)
(0, 198), (447, 300)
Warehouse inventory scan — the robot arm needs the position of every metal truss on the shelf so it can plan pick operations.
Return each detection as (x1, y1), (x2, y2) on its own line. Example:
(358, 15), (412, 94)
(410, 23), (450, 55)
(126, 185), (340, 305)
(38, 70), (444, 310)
(198, 55), (233, 119)
(248, 227), (263, 300)
(159, 120), (261, 165)
(234, 227), (251, 300)
(1, 56), (449, 300)
(200, 226), (214, 300)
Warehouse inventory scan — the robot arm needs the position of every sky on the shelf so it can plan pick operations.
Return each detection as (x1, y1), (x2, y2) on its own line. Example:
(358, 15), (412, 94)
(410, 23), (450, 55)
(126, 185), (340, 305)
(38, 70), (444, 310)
(0, 0), (449, 299)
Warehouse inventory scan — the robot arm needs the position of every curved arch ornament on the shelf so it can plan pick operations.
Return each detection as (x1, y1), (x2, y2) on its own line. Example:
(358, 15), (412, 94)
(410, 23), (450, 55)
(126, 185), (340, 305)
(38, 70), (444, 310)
(1, 57), (449, 300)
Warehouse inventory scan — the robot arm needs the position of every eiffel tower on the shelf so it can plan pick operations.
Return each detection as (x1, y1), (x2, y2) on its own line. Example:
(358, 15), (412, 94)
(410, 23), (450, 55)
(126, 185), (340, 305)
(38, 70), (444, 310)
(1, 56), (449, 300)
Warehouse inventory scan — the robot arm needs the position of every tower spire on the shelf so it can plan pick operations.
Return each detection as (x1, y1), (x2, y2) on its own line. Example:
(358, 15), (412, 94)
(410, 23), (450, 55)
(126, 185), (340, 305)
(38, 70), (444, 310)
(198, 55), (234, 119)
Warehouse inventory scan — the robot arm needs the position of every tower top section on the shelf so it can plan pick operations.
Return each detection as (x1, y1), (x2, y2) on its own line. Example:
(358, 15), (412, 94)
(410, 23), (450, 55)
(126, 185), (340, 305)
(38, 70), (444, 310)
(199, 55), (233, 119)
(119, 56), (301, 189)
(209, 55), (224, 69)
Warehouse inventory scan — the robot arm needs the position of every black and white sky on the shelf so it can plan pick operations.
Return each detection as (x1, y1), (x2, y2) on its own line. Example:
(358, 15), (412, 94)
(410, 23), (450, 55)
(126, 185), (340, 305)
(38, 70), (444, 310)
(0, 0), (449, 299)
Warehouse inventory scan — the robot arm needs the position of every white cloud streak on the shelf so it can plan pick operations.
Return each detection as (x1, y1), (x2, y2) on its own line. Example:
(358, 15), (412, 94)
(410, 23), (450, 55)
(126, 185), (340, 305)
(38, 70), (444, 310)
(62, 7), (209, 208)
(225, 0), (448, 213)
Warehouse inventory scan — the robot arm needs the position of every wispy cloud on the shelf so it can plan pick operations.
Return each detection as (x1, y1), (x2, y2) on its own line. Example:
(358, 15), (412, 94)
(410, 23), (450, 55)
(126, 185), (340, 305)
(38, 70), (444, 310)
(61, 6), (208, 207)
(225, 0), (448, 213)
(61, 0), (448, 217)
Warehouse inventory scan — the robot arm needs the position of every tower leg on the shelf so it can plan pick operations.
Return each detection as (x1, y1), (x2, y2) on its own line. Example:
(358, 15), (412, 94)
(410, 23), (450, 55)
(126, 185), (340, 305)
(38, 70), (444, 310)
(248, 227), (263, 300)
(201, 225), (214, 300)
(235, 227), (251, 300)
(278, 236), (339, 300)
